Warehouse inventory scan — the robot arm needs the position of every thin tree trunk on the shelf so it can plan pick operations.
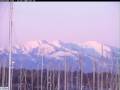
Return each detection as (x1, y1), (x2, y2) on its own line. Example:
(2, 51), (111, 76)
(93, 61), (96, 90)
(31, 70), (33, 90)
(20, 65), (22, 90)
(2, 62), (5, 87)
(79, 56), (83, 90)
(24, 69), (27, 90)
(37, 64), (39, 90)
(64, 57), (67, 90)
(97, 65), (100, 90)
(47, 66), (49, 90)
(41, 55), (43, 90)
(57, 69), (60, 90)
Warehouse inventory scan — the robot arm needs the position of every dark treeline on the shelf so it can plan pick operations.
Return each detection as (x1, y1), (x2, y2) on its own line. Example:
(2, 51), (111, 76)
(0, 67), (119, 90)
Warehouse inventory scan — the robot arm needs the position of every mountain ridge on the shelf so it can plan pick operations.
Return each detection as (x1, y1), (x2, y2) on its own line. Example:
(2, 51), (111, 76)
(0, 40), (119, 58)
(0, 40), (119, 72)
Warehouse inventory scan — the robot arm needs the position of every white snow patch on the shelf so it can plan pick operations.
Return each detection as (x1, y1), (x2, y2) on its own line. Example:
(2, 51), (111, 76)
(82, 40), (111, 57)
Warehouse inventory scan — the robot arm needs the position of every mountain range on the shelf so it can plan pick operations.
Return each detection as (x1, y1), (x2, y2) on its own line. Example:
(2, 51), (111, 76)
(0, 40), (120, 72)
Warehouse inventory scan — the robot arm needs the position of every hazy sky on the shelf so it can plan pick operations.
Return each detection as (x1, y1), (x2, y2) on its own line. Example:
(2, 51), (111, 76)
(0, 2), (120, 48)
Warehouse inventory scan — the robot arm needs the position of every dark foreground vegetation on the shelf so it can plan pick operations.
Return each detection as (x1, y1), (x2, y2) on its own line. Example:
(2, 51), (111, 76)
(0, 67), (119, 90)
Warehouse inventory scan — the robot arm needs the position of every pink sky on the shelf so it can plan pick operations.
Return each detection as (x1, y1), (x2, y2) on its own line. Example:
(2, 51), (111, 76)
(0, 2), (120, 48)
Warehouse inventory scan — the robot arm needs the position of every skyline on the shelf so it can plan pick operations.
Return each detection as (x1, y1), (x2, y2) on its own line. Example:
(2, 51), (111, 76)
(0, 2), (120, 48)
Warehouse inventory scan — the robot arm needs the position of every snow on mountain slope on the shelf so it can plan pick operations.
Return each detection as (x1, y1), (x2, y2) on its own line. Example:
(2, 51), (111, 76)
(13, 40), (56, 55)
(0, 40), (119, 71)
(51, 40), (63, 48)
(11, 40), (118, 58)
(8, 40), (119, 61)
(81, 41), (112, 57)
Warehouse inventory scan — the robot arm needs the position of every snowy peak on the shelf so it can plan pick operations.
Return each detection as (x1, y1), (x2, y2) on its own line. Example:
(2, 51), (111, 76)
(2, 40), (119, 59)
(23, 40), (40, 49)
(13, 40), (56, 55)
(51, 40), (63, 48)
(82, 41), (111, 57)
(0, 40), (119, 71)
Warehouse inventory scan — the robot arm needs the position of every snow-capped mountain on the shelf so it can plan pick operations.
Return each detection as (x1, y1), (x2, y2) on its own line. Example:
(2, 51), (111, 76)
(11, 40), (119, 58)
(0, 40), (120, 72)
